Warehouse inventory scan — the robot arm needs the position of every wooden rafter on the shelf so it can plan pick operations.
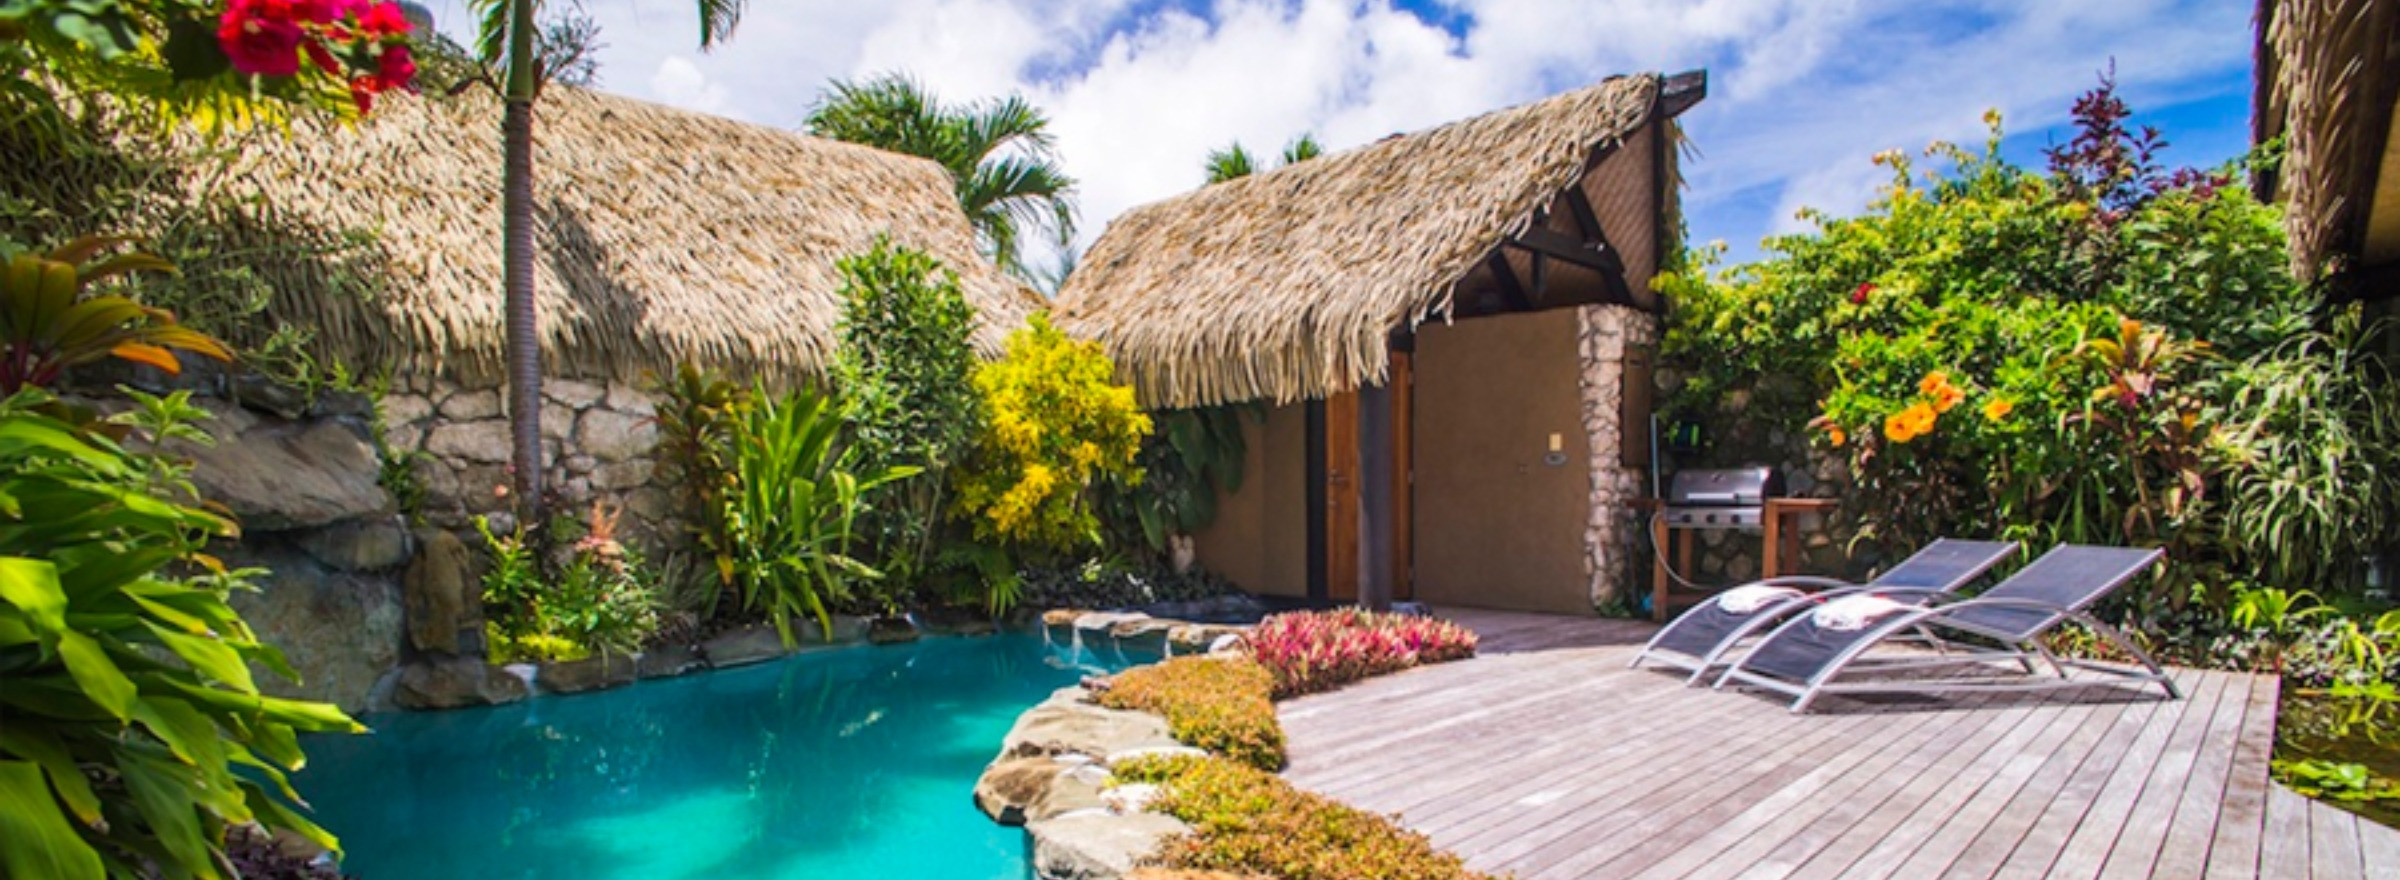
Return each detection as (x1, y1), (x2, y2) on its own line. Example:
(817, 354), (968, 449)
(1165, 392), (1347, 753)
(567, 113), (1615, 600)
(1485, 251), (1535, 311)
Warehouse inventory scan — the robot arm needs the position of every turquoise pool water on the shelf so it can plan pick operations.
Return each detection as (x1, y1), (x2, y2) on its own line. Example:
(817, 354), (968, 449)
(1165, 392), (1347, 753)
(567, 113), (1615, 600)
(298, 632), (1139, 879)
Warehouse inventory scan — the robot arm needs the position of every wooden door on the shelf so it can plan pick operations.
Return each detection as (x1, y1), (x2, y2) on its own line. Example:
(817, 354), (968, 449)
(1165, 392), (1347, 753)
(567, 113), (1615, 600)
(1389, 352), (1415, 601)
(1324, 390), (1361, 601)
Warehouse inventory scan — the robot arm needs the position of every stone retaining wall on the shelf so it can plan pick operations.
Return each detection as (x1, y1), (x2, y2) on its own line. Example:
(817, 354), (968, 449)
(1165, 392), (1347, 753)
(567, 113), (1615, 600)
(379, 377), (678, 544)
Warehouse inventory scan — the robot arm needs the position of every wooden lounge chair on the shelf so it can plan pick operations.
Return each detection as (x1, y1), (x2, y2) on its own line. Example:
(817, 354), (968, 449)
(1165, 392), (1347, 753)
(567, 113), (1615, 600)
(1715, 544), (2179, 713)
(1630, 539), (2020, 685)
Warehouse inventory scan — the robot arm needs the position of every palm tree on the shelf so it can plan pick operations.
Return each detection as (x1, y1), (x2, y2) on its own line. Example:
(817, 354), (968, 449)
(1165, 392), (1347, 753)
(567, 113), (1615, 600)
(469, 0), (745, 515)
(806, 73), (1077, 277)
(1204, 133), (1323, 184)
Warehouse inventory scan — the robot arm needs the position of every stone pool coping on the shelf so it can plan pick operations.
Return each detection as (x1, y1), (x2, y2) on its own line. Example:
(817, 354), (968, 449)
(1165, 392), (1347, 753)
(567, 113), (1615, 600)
(378, 612), (1000, 711)
(977, 608), (1255, 880)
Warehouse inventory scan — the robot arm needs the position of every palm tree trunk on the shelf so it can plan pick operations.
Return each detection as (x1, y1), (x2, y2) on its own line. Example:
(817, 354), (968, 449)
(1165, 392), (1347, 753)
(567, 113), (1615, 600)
(502, 0), (543, 518)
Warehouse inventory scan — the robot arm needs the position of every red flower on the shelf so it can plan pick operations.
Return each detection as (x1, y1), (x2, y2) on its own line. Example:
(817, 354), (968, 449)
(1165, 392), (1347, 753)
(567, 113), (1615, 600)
(348, 76), (377, 114)
(1850, 282), (1875, 305)
(218, 0), (305, 77)
(357, 1), (413, 38)
(303, 38), (340, 76)
(375, 43), (416, 92)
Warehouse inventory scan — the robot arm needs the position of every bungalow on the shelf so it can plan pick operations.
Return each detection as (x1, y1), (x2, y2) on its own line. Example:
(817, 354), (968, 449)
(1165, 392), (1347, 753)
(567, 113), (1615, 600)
(1056, 71), (1705, 615)
(197, 85), (1036, 535)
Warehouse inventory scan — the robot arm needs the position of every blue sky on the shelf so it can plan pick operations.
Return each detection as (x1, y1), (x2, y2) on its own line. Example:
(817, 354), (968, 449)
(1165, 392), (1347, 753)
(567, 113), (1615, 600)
(425, 0), (2259, 271)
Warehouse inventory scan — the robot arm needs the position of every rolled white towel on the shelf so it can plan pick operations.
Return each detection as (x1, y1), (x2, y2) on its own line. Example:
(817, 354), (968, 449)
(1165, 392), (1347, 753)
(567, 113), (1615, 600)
(1717, 585), (1805, 615)
(1812, 595), (1914, 632)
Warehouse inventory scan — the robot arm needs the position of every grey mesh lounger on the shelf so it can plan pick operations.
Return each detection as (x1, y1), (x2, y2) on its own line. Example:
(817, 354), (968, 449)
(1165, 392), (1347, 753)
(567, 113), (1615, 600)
(1716, 544), (2180, 713)
(1630, 539), (2020, 685)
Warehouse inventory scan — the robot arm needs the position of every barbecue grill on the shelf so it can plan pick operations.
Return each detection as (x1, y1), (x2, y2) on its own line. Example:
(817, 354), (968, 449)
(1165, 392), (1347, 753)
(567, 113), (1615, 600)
(1660, 467), (1781, 533)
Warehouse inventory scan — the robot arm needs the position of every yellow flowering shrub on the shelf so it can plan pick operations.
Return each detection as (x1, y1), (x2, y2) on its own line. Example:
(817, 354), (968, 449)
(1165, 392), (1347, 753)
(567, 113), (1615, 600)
(954, 313), (1150, 551)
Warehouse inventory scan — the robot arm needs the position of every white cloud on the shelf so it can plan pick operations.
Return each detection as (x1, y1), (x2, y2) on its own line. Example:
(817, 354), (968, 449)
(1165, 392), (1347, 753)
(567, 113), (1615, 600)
(419, 0), (2256, 262)
(646, 56), (732, 117)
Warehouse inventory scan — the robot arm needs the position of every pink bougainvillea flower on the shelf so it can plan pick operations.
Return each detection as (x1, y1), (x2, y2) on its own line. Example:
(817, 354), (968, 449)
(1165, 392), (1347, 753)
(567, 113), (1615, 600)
(303, 38), (340, 76)
(357, 0), (413, 37)
(375, 43), (417, 92)
(218, 0), (306, 77)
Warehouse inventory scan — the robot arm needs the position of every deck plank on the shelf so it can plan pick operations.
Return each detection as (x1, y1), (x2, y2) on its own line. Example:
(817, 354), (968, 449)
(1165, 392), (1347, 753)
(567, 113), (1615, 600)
(2205, 673), (2282, 880)
(2261, 784), (2317, 879)
(1265, 608), (2285, 880)
(2357, 806), (2400, 880)
(2308, 794), (2368, 880)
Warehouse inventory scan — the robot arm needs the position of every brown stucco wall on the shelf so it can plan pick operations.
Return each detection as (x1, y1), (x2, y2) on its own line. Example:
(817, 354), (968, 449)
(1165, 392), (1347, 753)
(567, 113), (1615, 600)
(1192, 404), (1309, 597)
(1412, 309), (1596, 614)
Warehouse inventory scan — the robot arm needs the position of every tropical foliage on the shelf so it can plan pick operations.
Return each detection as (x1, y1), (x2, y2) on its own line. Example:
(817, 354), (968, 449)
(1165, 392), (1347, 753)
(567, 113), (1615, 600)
(953, 313), (1148, 552)
(0, 390), (362, 880)
(1, 0), (417, 129)
(478, 501), (661, 663)
(1659, 77), (2398, 610)
(720, 385), (915, 645)
(1202, 133), (1322, 183)
(1100, 404), (1252, 557)
(806, 72), (1078, 276)
(0, 236), (231, 393)
(832, 238), (981, 606)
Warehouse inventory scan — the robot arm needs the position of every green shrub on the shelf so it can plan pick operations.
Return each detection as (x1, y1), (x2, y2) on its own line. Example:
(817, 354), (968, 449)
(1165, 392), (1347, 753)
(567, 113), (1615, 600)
(832, 238), (983, 608)
(0, 391), (362, 880)
(1115, 755), (1496, 880)
(722, 385), (916, 645)
(651, 362), (748, 614)
(954, 313), (1149, 553)
(477, 502), (661, 663)
(1097, 657), (1285, 771)
(1099, 405), (1255, 558)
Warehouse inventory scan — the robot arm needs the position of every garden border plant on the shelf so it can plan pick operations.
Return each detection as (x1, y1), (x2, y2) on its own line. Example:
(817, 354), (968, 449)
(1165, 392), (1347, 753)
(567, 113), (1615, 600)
(1055, 609), (1487, 879)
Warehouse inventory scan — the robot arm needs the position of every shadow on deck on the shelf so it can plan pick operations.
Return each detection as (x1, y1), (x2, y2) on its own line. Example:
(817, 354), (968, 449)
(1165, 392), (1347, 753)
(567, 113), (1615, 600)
(1276, 607), (2400, 879)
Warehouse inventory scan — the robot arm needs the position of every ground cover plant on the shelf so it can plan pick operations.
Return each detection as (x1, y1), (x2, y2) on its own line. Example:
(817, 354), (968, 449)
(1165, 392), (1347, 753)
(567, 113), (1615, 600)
(1246, 609), (1480, 699)
(1116, 754), (1496, 880)
(1095, 656), (1284, 770)
(478, 501), (662, 663)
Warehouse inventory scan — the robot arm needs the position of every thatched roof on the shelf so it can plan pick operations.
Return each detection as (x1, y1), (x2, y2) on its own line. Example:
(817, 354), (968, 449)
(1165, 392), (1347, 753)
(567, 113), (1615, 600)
(2253, 0), (2400, 284)
(202, 86), (1032, 385)
(1053, 74), (1679, 409)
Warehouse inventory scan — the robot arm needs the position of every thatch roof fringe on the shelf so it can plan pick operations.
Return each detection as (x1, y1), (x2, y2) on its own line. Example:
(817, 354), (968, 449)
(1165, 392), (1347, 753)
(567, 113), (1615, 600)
(1054, 75), (1665, 408)
(203, 86), (1033, 386)
(2253, 0), (2400, 280)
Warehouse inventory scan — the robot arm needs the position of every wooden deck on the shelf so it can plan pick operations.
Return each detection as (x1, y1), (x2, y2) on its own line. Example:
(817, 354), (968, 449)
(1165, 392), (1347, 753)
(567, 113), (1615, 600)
(1278, 609), (2400, 879)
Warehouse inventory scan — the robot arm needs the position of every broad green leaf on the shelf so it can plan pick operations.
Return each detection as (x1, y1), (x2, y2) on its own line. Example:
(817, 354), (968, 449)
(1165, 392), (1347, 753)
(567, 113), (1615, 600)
(0, 761), (103, 880)
(56, 630), (134, 721)
(120, 749), (211, 878)
(0, 726), (102, 825)
(143, 621), (256, 694)
(0, 556), (68, 635)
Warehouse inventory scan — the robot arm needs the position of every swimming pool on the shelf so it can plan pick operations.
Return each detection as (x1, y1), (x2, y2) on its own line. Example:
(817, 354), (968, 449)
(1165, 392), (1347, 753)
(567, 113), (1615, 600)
(298, 632), (1139, 879)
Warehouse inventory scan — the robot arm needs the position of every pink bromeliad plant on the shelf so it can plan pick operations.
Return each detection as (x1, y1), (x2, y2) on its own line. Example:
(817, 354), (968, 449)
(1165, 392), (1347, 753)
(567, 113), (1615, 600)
(1245, 609), (1478, 699)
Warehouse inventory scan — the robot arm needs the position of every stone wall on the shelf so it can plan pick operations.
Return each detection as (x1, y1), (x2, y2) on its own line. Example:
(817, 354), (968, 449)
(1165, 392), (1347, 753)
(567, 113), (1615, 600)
(87, 384), (417, 713)
(1575, 305), (1656, 608)
(379, 378), (677, 545)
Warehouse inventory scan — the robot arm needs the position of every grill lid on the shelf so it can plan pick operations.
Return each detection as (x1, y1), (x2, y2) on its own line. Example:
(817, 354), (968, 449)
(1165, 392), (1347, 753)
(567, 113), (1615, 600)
(1666, 467), (1781, 507)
